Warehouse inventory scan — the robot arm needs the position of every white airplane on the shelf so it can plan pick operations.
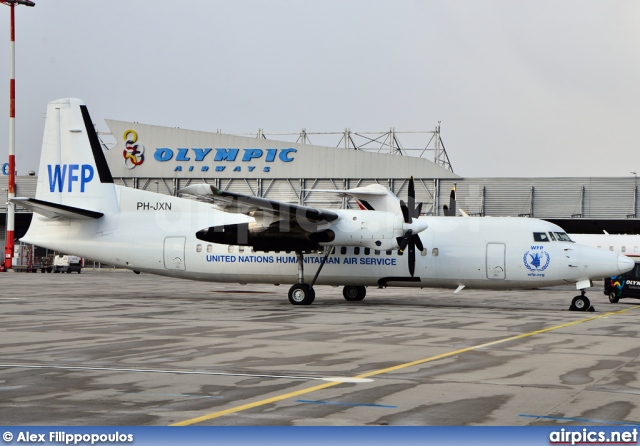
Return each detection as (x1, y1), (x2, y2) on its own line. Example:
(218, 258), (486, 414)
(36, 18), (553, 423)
(569, 232), (640, 259)
(13, 98), (635, 311)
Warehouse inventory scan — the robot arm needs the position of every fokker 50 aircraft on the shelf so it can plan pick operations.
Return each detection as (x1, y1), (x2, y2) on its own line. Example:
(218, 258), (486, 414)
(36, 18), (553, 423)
(569, 232), (640, 259)
(14, 99), (635, 310)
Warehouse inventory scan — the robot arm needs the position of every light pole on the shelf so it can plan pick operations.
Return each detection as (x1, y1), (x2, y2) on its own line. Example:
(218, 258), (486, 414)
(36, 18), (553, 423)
(1, 0), (34, 271)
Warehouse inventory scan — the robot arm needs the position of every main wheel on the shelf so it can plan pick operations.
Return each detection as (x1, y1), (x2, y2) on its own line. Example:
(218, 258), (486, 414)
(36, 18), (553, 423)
(343, 285), (366, 302)
(288, 284), (315, 305)
(609, 293), (620, 303)
(570, 295), (591, 311)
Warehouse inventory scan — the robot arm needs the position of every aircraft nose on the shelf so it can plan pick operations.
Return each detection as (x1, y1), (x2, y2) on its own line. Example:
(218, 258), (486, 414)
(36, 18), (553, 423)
(617, 255), (635, 274)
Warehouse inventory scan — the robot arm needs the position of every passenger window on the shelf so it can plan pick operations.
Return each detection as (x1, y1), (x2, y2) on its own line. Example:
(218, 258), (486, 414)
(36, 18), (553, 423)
(635, 246), (639, 253)
(432, 248), (439, 256)
(622, 246), (626, 253)
(228, 245), (234, 253)
(239, 246), (245, 253)
(609, 246), (614, 251)
(533, 232), (549, 242)
(398, 250), (403, 256)
(386, 250), (392, 255)
(196, 244), (202, 253)
(421, 249), (427, 256)
(374, 250), (380, 255)
(207, 244), (213, 253)
(340, 247), (347, 255)
(354, 247), (360, 255)
(364, 248), (370, 255)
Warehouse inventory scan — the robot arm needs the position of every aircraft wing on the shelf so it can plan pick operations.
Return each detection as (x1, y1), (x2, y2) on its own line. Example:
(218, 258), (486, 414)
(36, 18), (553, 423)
(11, 197), (104, 220)
(305, 183), (402, 213)
(179, 184), (339, 224)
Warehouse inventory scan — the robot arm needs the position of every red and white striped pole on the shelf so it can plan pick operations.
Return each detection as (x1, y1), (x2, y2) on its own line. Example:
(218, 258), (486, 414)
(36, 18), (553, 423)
(4, 1), (16, 270)
(2, 0), (34, 271)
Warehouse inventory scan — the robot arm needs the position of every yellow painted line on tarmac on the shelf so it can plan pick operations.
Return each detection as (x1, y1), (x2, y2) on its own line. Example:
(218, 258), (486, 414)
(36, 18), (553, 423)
(170, 305), (640, 426)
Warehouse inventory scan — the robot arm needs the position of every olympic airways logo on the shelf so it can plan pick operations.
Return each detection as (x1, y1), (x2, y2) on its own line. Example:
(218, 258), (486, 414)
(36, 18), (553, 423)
(1, 162), (7, 175)
(523, 246), (550, 274)
(123, 129), (145, 169)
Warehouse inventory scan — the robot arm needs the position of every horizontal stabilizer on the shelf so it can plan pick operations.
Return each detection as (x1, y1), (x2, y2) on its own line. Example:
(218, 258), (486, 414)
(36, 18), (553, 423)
(11, 197), (104, 220)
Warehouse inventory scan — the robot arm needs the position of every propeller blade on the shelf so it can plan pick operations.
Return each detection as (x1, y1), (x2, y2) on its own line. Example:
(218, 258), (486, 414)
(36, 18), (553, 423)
(413, 202), (423, 219)
(397, 229), (413, 252)
(408, 239), (416, 277)
(413, 234), (424, 252)
(399, 199), (411, 224)
(449, 187), (456, 217)
(407, 176), (415, 217)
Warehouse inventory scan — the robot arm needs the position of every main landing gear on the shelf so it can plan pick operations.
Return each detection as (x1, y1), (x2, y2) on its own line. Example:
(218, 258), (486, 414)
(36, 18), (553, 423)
(287, 249), (367, 305)
(287, 249), (330, 306)
(343, 285), (366, 301)
(569, 290), (594, 312)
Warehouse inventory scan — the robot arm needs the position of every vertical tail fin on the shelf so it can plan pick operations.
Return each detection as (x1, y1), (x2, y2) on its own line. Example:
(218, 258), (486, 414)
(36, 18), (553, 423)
(34, 98), (118, 213)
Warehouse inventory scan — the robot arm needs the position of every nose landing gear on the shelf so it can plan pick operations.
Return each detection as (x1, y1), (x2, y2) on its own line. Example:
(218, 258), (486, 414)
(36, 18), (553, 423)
(569, 290), (594, 312)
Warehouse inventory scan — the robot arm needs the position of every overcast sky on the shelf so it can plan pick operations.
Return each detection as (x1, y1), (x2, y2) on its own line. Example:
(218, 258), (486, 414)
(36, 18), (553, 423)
(0, 0), (638, 178)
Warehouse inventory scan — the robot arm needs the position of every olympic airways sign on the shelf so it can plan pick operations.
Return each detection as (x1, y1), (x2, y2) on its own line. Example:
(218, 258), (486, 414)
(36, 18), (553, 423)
(121, 127), (297, 173)
(153, 147), (297, 173)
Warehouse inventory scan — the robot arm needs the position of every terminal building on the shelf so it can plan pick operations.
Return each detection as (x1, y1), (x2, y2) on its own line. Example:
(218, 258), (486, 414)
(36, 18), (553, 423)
(1, 120), (638, 255)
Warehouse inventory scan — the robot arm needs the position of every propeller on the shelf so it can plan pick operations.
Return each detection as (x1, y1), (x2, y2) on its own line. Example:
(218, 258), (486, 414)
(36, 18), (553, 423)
(443, 186), (456, 217)
(397, 177), (426, 277)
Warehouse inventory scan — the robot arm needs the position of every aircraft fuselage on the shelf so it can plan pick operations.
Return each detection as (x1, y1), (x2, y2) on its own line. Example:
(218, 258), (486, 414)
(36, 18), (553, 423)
(23, 185), (627, 291)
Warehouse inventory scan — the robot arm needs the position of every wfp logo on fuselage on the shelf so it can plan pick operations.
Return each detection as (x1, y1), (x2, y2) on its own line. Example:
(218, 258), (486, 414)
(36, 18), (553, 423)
(47, 164), (94, 192)
(523, 246), (551, 272)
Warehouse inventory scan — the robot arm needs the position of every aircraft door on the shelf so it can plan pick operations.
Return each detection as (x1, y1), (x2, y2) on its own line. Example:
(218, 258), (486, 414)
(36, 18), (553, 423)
(164, 236), (186, 271)
(486, 243), (506, 279)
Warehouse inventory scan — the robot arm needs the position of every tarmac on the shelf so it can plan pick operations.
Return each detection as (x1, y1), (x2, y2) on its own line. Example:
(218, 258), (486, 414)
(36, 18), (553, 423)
(1, 269), (640, 426)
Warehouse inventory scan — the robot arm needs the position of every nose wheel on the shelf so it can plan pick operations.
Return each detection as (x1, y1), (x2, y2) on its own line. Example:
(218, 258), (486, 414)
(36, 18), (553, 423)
(569, 290), (594, 312)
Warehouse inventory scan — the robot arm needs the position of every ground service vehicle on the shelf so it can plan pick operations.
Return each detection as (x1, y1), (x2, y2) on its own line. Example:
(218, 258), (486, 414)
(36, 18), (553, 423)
(53, 255), (82, 274)
(605, 261), (640, 302)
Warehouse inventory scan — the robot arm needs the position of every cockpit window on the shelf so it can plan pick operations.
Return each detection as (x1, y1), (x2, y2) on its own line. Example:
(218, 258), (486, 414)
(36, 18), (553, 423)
(548, 232), (557, 241)
(554, 232), (573, 242)
(533, 232), (550, 242)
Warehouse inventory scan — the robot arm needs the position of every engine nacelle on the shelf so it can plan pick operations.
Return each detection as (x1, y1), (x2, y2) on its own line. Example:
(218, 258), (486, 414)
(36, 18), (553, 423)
(312, 210), (406, 251)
